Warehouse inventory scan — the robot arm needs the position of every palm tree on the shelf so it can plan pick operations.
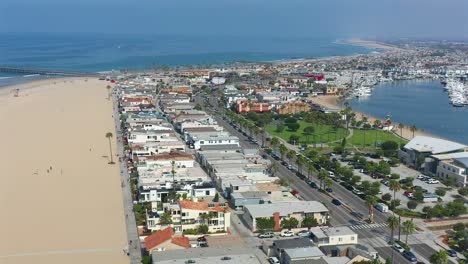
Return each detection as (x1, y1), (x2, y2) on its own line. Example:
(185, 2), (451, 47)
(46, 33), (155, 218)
(296, 156), (306, 175)
(106, 85), (112, 100)
(429, 250), (449, 264)
(318, 170), (328, 190)
(279, 144), (288, 161)
(409, 124), (417, 138)
(387, 215), (399, 245)
(401, 219), (416, 245)
(366, 195), (378, 223)
(105, 132), (115, 164)
(271, 137), (280, 153)
(287, 150), (296, 164)
(398, 123), (404, 138)
(307, 161), (315, 180)
(303, 126), (315, 145)
(270, 162), (279, 176)
(324, 176), (333, 190)
(389, 180), (401, 204)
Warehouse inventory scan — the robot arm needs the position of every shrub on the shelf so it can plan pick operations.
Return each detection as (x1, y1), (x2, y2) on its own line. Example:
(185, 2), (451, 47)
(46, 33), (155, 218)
(382, 193), (392, 201)
(183, 228), (198, 235)
(407, 200), (418, 209)
(435, 189), (446, 197)
(197, 225), (209, 234)
(453, 222), (466, 232)
(458, 187), (468, 196)
(389, 199), (401, 210)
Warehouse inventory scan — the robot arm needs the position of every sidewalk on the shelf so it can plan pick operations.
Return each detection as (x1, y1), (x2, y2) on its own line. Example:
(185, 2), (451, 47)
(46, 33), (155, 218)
(112, 90), (142, 264)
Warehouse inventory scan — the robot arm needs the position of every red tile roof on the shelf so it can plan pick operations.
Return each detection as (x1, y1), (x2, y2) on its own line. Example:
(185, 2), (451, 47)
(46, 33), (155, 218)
(144, 227), (173, 251)
(179, 200), (226, 213)
(171, 237), (191, 248)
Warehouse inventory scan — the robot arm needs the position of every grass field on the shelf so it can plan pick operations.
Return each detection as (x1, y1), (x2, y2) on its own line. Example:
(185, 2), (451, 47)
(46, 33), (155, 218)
(344, 129), (407, 147)
(266, 121), (348, 145)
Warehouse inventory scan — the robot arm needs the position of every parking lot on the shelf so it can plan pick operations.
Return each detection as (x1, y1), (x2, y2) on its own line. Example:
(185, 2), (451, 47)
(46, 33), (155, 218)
(336, 155), (459, 211)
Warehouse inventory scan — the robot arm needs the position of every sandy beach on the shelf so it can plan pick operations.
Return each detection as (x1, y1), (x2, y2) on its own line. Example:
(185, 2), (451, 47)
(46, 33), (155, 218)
(0, 78), (128, 264)
(347, 38), (404, 51)
(312, 95), (433, 141)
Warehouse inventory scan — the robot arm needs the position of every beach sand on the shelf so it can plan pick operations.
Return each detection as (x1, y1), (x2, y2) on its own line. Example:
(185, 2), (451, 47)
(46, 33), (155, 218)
(347, 38), (404, 51)
(0, 78), (128, 264)
(312, 95), (433, 141)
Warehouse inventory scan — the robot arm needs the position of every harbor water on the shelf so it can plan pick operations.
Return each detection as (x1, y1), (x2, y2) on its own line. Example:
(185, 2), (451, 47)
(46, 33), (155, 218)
(350, 80), (468, 144)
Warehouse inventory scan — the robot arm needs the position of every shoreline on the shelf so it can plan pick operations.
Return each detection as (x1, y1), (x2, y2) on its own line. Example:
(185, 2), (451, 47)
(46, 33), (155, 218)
(0, 78), (128, 264)
(311, 95), (438, 142)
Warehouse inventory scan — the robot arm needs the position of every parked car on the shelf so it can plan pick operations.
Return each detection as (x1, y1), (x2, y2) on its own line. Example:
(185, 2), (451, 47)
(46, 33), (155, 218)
(417, 174), (427, 180)
(332, 199), (342, 206)
(375, 203), (389, 213)
(287, 164), (293, 170)
(267, 257), (280, 264)
(427, 179), (440, 184)
(325, 188), (333, 193)
(309, 182), (318, 189)
(381, 180), (389, 186)
(258, 232), (274, 238)
(446, 249), (457, 257)
(221, 257), (232, 260)
(306, 179), (313, 185)
(280, 230), (294, 237)
(404, 191), (414, 198)
(402, 250), (417, 262)
(197, 236), (207, 242)
(392, 243), (405, 253)
(296, 230), (310, 237)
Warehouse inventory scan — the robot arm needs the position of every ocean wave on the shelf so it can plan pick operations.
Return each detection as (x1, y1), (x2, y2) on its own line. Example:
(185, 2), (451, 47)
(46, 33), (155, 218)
(0, 77), (13, 79)
(23, 74), (40, 77)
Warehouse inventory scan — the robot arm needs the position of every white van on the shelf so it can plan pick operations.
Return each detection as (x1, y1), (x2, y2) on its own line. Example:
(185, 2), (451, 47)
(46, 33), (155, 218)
(375, 203), (389, 213)
(268, 257), (280, 264)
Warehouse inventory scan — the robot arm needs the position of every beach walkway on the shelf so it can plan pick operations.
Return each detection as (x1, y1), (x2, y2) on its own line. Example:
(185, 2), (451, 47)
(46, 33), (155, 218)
(112, 87), (143, 263)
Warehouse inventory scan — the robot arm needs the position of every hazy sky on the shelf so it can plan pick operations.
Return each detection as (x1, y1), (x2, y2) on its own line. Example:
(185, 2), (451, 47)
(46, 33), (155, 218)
(1, 0), (467, 39)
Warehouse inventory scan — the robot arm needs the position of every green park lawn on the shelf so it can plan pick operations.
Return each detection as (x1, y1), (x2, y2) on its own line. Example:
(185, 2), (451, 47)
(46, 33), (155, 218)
(266, 120), (348, 145)
(344, 129), (407, 147)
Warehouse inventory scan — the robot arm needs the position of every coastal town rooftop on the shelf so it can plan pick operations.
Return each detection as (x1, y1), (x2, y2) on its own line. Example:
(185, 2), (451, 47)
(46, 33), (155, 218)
(404, 136), (467, 154)
(152, 246), (261, 264)
(244, 201), (329, 218)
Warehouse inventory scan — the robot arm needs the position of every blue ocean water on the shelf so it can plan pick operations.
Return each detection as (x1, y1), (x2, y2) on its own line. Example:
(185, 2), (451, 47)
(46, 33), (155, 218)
(0, 33), (373, 72)
(350, 80), (468, 144)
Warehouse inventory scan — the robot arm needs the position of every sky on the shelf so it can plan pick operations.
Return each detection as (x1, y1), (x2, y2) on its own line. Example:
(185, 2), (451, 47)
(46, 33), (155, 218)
(0, 0), (467, 40)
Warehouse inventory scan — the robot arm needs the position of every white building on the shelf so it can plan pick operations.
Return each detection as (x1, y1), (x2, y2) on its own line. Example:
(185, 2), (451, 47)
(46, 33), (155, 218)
(310, 226), (358, 246)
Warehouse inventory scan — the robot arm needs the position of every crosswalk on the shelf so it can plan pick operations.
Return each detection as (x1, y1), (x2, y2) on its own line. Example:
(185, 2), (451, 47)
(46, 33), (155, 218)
(349, 222), (388, 230)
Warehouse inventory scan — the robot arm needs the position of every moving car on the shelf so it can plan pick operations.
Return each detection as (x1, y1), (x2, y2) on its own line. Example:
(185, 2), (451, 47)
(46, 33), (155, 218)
(402, 250), (417, 262)
(280, 230), (294, 237)
(258, 232), (274, 238)
(332, 199), (342, 206)
(392, 243), (405, 253)
(446, 249), (457, 257)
